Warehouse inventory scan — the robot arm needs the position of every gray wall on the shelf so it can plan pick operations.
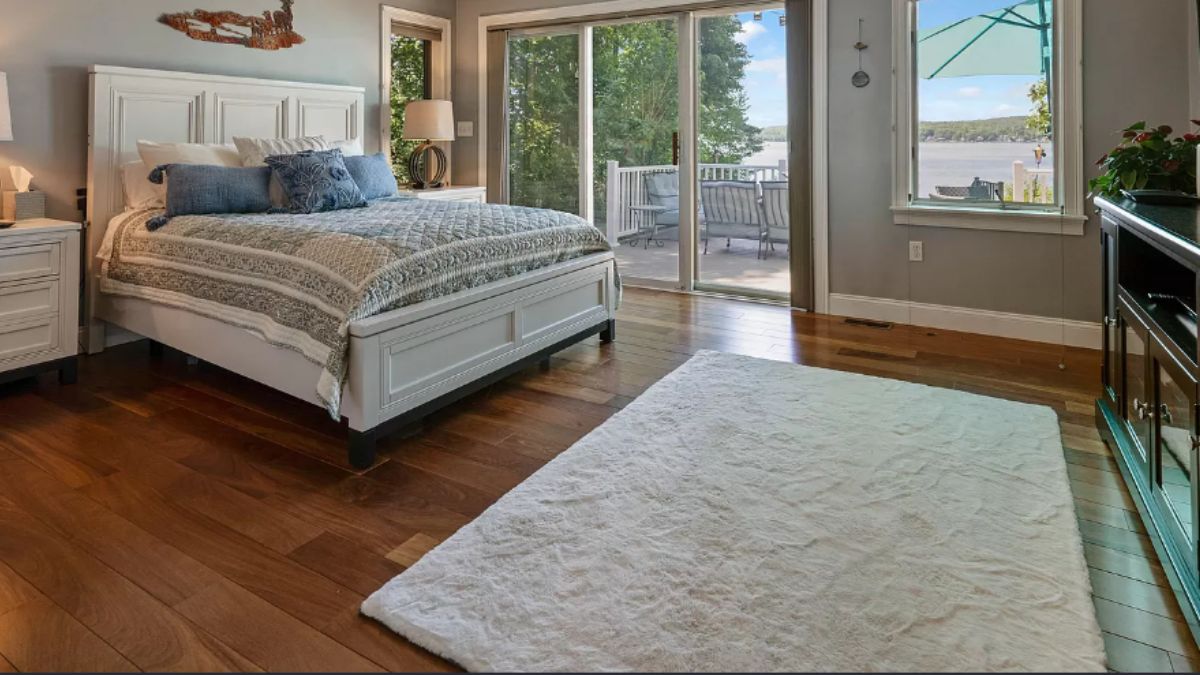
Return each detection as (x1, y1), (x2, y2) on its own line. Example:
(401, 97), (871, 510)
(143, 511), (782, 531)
(0, 0), (454, 221)
(829, 0), (1192, 322)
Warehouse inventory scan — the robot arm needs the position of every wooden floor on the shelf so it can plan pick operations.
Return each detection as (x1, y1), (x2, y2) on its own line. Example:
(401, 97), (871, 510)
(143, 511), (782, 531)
(0, 287), (1195, 671)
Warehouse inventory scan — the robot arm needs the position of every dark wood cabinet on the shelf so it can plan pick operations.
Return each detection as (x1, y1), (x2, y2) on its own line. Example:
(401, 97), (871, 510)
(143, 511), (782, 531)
(1096, 197), (1200, 645)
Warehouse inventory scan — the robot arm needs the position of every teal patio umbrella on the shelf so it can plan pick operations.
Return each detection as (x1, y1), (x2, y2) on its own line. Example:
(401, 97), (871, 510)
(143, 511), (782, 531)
(918, 0), (1052, 80)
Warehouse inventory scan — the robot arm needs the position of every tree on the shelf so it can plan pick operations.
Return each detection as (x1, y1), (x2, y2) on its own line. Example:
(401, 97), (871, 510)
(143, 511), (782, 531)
(1026, 78), (1051, 138)
(697, 16), (763, 164)
(390, 35), (428, 184)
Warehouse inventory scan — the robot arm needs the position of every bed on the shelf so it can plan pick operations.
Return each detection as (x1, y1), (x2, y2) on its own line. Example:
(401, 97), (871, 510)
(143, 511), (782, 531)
(86, 66), (619, 469)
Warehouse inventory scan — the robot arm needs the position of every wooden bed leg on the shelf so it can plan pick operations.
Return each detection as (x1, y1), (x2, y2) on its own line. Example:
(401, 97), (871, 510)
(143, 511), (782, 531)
(58, 359), (78, 385)
(148, 340), (165, 359)
(539, 357), (552, 372)
(348, 430), (377, 470)
(600, 319), (616, 344)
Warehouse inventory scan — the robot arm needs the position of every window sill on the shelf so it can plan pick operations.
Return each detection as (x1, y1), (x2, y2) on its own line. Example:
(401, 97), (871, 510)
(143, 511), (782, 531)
(891, 205), (1087, 236)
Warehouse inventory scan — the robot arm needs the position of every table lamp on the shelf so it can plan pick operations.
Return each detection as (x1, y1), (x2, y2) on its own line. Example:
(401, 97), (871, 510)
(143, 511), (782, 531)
(401, 99), (455, 189)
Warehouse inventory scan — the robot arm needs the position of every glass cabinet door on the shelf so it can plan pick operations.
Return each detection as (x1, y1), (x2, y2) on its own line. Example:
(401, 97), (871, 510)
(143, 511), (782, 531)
(1152, 340), (1199, 573)
(1102, 229), (1119, 407)
(1123, 315), (1152, 471)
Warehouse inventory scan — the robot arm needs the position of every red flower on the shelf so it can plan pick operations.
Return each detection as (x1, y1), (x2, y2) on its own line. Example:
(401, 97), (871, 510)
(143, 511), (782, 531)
(1159, 125), (1174, 134)
(1123, 130), (1138, 139)
(1096, 155), (1108, 166)
(1163, 160), (1182, 173)
(1135, 133), (1153, 143)
(1185, 133), (1200, 142)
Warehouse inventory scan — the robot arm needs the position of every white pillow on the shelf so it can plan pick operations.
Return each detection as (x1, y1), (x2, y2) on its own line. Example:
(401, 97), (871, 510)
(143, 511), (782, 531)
(233, 135), (330, 166)
(330, 137), (364, 157)
(120, 161), (164, 210)
(136, 141), (242, 200)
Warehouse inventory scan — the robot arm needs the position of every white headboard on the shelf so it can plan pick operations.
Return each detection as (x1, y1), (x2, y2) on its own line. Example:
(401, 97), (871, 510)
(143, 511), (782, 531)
(86, 65), (366, 350)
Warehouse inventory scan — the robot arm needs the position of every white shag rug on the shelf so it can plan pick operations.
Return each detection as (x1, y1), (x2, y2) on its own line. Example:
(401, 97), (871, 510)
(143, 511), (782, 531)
(362, 350), (1107, 672)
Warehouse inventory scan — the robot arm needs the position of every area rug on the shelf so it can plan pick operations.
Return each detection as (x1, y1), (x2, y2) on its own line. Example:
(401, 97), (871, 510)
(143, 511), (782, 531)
(362, 350), (1107, 672)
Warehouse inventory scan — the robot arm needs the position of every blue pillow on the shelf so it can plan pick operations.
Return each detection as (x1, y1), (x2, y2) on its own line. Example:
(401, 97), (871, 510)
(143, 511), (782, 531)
(146, 164), (273, 230)
(264, 149), (368, 214)
(344, 153), (400, 200)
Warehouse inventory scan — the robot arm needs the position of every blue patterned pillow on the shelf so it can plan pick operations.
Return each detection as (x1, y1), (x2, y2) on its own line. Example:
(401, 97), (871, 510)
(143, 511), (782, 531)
(264, 149), (368, 214)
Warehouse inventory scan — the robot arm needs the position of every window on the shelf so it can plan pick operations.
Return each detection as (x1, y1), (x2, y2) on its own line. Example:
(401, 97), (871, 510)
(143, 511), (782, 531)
(892, 0), (1083, 234)
(381, 8), (451, 184)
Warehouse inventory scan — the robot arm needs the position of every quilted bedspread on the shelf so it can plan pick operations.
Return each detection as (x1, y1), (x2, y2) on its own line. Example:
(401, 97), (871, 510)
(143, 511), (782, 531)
(98, 198), (615, 417)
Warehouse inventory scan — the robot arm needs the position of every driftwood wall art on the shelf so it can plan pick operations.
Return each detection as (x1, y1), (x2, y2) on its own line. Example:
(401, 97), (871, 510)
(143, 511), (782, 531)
(158, 0), (305, 51)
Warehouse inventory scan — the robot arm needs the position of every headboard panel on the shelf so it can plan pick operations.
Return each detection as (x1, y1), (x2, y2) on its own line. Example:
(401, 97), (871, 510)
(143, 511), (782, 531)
(86, 65), (365, 351)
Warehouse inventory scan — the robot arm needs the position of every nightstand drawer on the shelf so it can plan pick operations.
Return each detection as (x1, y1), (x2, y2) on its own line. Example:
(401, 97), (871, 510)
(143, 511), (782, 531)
(0, 314), (59, 362)
(0, 280), (59, 323)
(0, 243), (61, 283)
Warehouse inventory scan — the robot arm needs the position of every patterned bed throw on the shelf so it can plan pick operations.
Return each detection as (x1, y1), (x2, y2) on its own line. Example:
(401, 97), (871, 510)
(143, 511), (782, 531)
(99, 198), (615, 417)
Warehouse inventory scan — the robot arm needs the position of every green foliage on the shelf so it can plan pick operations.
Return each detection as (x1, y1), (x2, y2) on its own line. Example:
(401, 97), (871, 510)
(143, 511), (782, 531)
(390, 35), (427, 185)
(918, 116), (1047, 143)
(1026, 78), (1051, 137)
(505, 15), (764, 218)
(1089, 121), (1200, 198)
(759, 125), (788, 142)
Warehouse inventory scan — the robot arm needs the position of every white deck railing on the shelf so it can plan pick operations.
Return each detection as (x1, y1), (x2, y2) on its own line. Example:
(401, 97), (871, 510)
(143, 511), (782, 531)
(604, 159), (788, 243)
(1012, 161), (1054, 204)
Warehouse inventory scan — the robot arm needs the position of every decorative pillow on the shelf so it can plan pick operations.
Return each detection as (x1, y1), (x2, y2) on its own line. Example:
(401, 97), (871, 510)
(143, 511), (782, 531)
(264, 149), (368, 214)
(330, 137), (364, 157)
(137, 141), (242, 200)
(145, 164), (273, 230)
(234, 135), (330, 207)
(121, 161), (164, 210)
(234, 135), (329, 167)
(344, 153), (399, 200)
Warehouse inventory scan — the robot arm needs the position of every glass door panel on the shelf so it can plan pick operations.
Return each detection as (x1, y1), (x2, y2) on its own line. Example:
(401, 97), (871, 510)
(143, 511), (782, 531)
(695, 6), (790, 298)
(1153, 342), (1199, 570)
(507, 32), (581, 214)
(596, 18), (681, 283)
(1123, 316), (1151, 469)
(1102, 230), (1119, 407)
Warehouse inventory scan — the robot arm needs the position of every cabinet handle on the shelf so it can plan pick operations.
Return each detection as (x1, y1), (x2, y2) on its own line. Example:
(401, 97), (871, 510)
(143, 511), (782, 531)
(1104, 316), (1118, 328)
(1134, 398), (1153, 420)
(1160, 404), (1174, 425)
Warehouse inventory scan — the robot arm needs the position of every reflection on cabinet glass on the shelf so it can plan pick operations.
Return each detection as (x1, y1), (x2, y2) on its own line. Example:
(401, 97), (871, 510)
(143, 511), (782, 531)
(1154, 343), (1198, 568)
(1102, 228), (1119, 407)
(1124, 317), (1151, 466)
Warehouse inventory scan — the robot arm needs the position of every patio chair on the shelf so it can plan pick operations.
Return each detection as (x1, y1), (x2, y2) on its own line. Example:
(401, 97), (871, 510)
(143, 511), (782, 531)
(759, 181), (789, 258)
(626, 171), (681, 249)
(699, 180), (765, 258)
(929, 177), (1005, 202)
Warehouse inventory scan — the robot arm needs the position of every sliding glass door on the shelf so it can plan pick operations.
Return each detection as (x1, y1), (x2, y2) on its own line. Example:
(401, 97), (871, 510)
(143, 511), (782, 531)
(494, 3), (806, 307)
(506, 31), (581, 213)
(695, 5), (790, 298)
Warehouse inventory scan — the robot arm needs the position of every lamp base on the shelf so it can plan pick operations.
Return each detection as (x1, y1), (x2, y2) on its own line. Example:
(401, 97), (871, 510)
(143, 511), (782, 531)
(408, 142), (448, 190)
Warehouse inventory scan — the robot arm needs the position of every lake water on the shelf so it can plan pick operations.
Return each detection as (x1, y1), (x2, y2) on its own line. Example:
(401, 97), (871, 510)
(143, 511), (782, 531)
(746, 141), (1054, 199)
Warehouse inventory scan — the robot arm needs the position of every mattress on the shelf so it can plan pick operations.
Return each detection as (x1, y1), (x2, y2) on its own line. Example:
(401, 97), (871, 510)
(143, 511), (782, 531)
(97, 198), (615, 416)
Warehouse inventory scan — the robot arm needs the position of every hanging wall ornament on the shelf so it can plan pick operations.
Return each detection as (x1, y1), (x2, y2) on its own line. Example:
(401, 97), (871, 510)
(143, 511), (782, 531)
(852, 19), (870, 88)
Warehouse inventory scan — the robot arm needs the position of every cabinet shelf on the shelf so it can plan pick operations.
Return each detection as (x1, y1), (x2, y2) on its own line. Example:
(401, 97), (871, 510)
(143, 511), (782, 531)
(1124, 288), (1198, 366)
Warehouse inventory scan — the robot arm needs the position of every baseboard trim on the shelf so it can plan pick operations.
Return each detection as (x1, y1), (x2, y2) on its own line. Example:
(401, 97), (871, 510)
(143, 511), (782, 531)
(827, 293), (1101, 349)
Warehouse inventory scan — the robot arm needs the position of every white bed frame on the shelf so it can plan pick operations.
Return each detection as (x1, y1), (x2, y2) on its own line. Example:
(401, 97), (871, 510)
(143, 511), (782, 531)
(86, 66), (618, 468)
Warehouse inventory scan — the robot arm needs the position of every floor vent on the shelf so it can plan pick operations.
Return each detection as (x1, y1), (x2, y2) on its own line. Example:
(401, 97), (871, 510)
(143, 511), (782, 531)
(844, 318), (894, 330)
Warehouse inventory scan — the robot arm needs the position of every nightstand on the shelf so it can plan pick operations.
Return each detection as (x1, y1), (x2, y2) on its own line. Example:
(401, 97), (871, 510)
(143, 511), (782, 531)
(0, 219), (81, 386)
(399, 185), (487, 203)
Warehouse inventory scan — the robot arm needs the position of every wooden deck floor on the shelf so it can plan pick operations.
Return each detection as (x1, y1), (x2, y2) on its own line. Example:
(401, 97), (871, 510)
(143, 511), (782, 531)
(0, 287), (1195, 671)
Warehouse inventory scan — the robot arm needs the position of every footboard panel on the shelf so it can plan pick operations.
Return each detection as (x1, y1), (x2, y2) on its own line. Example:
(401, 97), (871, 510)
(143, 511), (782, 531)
(346, 256), (616, 433)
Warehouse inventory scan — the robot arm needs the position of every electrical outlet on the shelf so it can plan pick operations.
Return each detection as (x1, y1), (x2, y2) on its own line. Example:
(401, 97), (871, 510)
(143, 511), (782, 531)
(909, 241), (924, 262)
(457, 121), (474, 138)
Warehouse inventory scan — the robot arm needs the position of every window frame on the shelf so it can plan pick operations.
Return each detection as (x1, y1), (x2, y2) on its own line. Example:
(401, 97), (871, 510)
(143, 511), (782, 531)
(890, 0), (1085, 235)
(380, 6), (453, 174)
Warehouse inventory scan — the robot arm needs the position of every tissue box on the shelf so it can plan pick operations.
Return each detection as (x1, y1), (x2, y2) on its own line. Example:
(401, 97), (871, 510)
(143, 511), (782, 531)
(2, 191), (46, 221)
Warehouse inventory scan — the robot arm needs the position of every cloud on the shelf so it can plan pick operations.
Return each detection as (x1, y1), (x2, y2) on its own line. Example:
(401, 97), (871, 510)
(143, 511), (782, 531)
(735, 22), (766, 45)
(956, 86), (983, 98)
(993, 103), (1024, 115)
(746, 57), (788, 85)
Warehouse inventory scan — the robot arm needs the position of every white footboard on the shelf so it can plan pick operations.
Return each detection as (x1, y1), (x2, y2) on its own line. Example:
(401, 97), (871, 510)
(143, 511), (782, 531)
(343, 254), (617, 436)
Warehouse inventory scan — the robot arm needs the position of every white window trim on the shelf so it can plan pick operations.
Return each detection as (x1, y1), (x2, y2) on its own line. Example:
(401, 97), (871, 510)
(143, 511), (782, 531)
(891, 0), (1084, 236)
(380, 6), (453, 171)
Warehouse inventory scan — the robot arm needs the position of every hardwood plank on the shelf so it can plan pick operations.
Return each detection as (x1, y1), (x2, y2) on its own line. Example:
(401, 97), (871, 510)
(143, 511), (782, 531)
(386, 533), (441, 568)
(0, 596), (137, 672)
(1089, 568), (1185, 621)
(1093, 597), (1200, 658)
(0, 495), (259, 671)
(174, 579), (381, 672)
(1103, 632), (1175, 673)
(1084, 542), (1170, 587)
(1169, 649), (1200, 672)
(289, 531), (404, 596)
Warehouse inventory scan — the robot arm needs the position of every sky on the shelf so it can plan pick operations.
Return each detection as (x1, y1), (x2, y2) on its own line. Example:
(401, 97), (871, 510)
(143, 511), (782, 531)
(732, 0), (1043, 128)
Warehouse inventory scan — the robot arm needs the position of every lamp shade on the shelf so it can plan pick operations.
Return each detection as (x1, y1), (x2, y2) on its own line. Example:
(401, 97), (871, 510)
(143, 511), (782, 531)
(402, 99), (455, 141)
(0, 73), (11, 142)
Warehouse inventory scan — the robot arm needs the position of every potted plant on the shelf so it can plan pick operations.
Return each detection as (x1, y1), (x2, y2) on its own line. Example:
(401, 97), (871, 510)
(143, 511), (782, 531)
(1089, 121), (1200, 198)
